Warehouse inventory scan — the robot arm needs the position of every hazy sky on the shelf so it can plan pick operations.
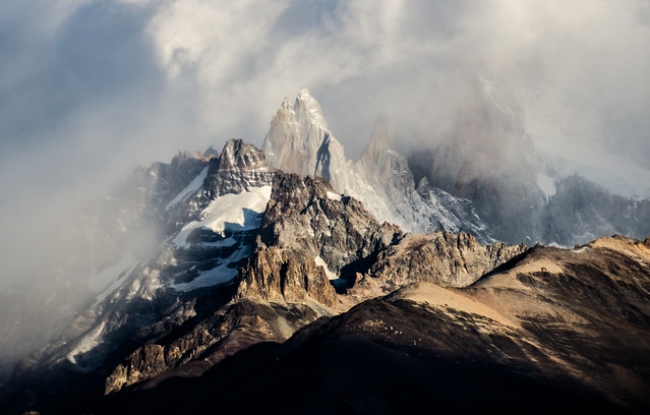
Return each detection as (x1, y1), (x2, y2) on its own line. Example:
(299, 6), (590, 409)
(1, 0), (650, 282)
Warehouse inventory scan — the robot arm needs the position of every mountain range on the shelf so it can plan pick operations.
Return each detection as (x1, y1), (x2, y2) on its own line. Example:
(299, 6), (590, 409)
(2, 90), (650, 414)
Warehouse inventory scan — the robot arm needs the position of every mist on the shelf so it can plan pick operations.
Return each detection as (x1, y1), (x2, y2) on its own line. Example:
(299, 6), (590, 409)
(1, 0), (650, 369)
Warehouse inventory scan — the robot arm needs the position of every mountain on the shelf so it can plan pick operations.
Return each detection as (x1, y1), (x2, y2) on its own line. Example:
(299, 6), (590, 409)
(102, 235), (650, 414)
(263, 89), (493, 243)
(1, 137), (523, 414)
(410, 76), (650, 246)
(2, 90), (650, 414)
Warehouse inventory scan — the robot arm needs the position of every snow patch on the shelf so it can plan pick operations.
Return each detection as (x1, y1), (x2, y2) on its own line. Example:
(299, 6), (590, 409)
(93, 260), (139, 306)
(67, 322), (105, 364)
(326, 191), (341, 201)
(165, 167), (208, 210)
(314, 256), (338, 280)
(170, 264), (239, 292)
(172, 186), (272, 247)
(536, 173), (557, 201)
(547, 242), (570, 249)
(88, 254), (138, 294)
(170, 245), (251, 292)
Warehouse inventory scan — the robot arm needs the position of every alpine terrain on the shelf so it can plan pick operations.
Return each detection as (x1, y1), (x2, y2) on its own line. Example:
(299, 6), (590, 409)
(1, 91), (649, 414)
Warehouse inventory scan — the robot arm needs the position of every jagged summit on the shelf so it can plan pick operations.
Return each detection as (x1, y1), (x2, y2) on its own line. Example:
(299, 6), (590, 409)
(263, 90), (493, 243)
(263, 90), (348, 184)
(295, 88), (328, 129)
(216, 138), (269, 171)
(358, 117), (394, 168)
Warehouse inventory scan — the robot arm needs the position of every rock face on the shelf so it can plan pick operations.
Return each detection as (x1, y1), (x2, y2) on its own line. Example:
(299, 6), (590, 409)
(104, 299), (319, 394)
(98, 235), (650, 415)
(236, 173), (522, 307)
(263, 89), (493, 243)
(545, 175), (650, 245)
(351, 232), (526, 298)
(264, 90), (350, 184)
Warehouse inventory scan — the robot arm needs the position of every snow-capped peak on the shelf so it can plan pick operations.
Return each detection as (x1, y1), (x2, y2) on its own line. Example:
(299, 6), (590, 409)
(263, 90), (493, 243)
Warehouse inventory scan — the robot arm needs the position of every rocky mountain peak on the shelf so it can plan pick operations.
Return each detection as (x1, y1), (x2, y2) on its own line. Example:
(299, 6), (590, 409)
(357, 117), (410, 183)
(263, 90), (350, 187)
(280, 96), (293, 111)
(295, 88), (328, 129)
(360, 117), (394, 163)
(216, 138), (268, 171)
(262, 90), (492, 242)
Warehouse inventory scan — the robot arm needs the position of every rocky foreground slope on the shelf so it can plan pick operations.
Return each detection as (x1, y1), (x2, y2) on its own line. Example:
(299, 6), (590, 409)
(101, 236), (650, 414)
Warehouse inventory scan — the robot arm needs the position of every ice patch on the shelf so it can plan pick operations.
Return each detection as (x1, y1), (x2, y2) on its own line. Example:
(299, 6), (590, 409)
(165, 167), (208, 210)
(170, 245), (252, 292)
(172, 186), (272, 247)
(170, 264), (239, 292)
(314, 256), (338, 280)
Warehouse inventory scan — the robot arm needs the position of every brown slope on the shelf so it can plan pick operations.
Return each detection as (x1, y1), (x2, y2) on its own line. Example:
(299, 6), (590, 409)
(99, 236), (650, 414)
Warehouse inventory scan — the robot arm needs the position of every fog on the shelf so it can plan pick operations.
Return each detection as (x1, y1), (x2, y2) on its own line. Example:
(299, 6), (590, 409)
(1, 0), (649, 367)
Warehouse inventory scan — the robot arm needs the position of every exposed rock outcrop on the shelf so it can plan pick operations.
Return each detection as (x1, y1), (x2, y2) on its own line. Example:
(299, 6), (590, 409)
(350, 232), (527, 300)
(237, 174), (524, 307)
(105, 299), (319, 394)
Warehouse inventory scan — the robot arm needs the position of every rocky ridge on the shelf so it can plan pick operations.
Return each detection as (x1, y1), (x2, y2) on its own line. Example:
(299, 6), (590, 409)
(103, 171), (523, 396)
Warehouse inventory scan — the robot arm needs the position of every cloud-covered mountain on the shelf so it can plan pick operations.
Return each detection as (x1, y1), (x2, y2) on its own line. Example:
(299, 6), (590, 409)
(2, 90), (650, 414)
(409, 77), (650, 246)
(263, 89), (493, 243)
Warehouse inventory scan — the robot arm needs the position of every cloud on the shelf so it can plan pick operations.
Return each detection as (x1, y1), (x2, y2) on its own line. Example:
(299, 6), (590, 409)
(126, 0), (650, 161)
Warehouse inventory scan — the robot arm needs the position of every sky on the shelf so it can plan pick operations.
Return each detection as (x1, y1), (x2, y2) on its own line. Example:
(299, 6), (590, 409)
(1, 0), (650, 361)
(1, 1), (650, 176)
